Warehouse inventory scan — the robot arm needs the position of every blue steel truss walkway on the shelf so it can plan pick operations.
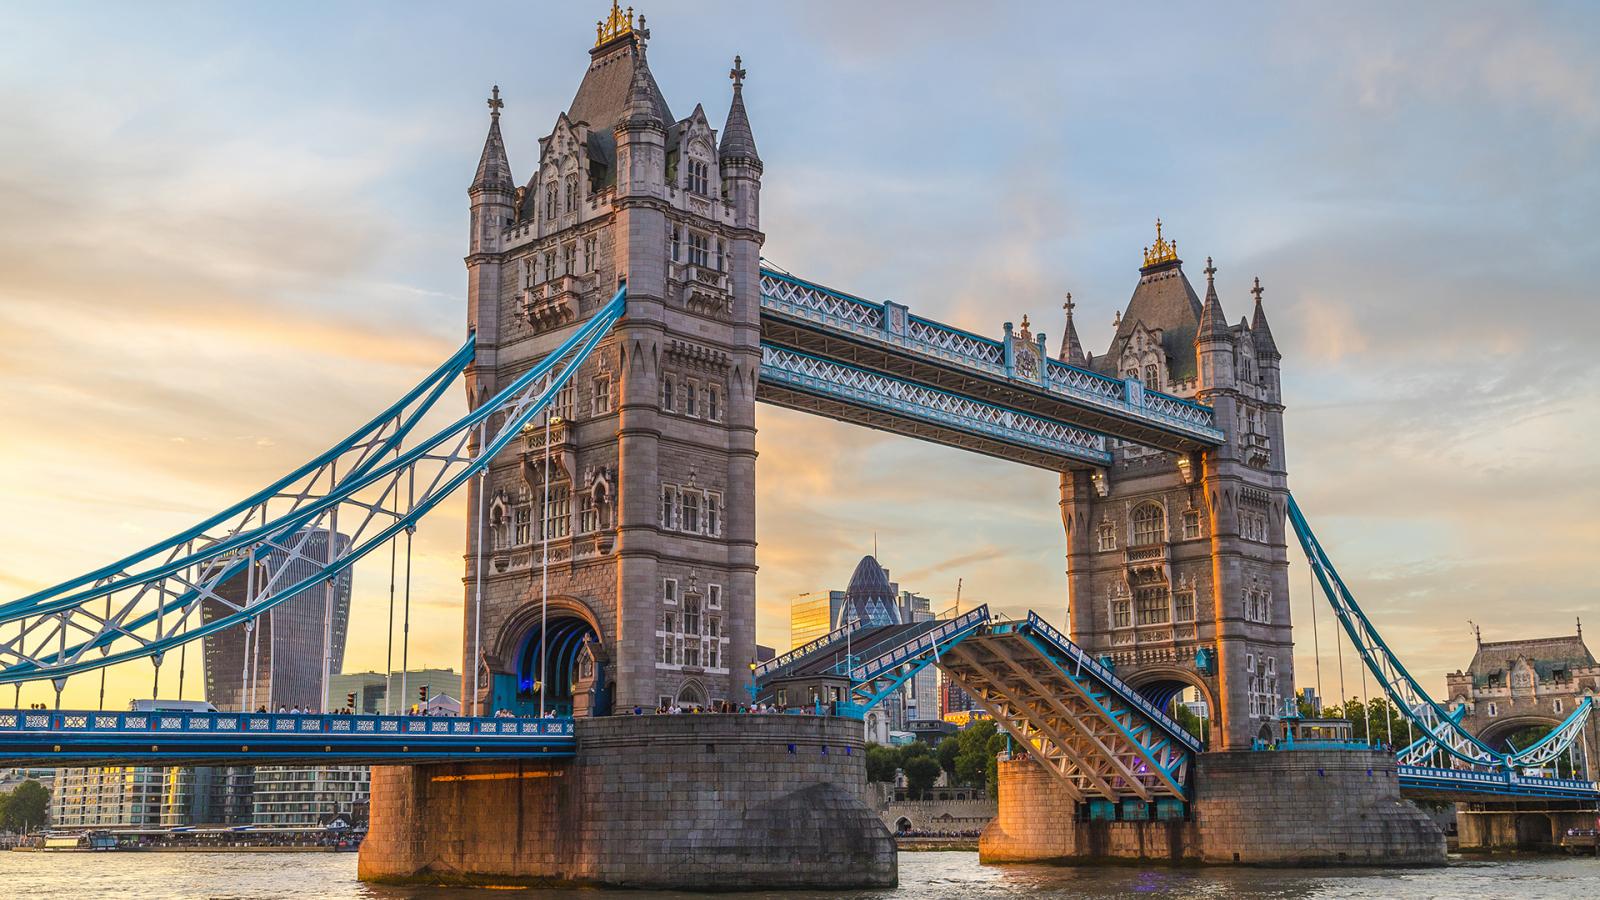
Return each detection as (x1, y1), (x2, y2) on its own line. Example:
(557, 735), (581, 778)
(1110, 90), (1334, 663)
(0, 709), (574, 766)
(757, 268), (1225, 461)
(755, 606), (1200, 803)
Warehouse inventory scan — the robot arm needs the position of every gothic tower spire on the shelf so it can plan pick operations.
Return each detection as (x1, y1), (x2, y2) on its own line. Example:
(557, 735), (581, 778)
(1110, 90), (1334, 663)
(1058, 292), (1086, 366)
(1250, 276), (1280, 359)
(719, 55), (760, 164)
(472, 85), (514, 194)
(1196, 257), (1230, 343)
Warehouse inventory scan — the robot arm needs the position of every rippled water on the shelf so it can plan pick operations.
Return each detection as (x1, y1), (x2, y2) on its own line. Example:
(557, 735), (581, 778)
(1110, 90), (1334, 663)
(0, 850), (1595, 898)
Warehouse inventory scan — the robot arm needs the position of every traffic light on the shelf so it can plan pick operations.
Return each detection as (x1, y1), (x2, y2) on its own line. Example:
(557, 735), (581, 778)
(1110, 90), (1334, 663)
(346, 691), (356, 712)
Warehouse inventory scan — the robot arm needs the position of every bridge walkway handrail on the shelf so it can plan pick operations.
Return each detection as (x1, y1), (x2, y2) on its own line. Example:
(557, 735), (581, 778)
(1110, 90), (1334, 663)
(758, 268), (1222, 442)
(0, 709), (576, 739)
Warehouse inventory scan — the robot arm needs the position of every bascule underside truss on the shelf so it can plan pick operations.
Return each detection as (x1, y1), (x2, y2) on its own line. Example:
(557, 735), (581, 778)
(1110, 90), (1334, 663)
(939, 628), (1192, 803)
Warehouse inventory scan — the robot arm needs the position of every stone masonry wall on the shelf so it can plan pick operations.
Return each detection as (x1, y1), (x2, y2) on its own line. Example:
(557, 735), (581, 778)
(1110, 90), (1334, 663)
(981, 749), (1445, 867)
(359, 714), (896, 889)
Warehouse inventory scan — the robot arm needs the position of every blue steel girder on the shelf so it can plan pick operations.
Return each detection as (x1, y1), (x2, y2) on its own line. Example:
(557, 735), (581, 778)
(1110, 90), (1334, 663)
(759, 345), (1112, 471)
(1397, 764), (1600, 802)
(936, 618), (1193, 803)
(758, 268), (1223, 452)
(0, 288), (628, 685)
(848, 606), (990, 709)
(0, 709), (576, 767)
(1288, 495), (1596, 771)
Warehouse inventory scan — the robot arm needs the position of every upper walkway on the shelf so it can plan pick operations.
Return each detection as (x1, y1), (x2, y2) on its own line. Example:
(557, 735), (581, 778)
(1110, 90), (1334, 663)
(757, 268), (1225, 463)
(0, 708), (574, 766)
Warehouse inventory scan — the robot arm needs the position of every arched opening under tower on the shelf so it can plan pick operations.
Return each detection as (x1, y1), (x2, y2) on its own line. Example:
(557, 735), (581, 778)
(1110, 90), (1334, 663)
(489, 600), (608, 717)
(1128, 670), (1216, 747)
(1479, 715), (1577, 776)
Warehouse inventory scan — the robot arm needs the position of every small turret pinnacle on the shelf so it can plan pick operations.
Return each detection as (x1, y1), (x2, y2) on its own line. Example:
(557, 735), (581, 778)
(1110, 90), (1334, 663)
(1250, 276), (1280, 359)
(1059, 292), (1086, 366)
(621, 38), (664, 131)
(1196, 256), (1230, 343)
(471, 85), (513, 193)
(719, 54), (760, 162)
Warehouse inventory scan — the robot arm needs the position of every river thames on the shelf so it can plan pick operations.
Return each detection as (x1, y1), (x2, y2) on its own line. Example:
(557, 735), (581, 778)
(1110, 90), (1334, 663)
(0, 850), (1594, 898)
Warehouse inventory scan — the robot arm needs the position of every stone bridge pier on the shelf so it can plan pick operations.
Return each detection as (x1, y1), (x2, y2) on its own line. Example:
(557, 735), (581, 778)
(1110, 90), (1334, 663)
(359, 714), (895, 890)
(980, 750), (1445, 866)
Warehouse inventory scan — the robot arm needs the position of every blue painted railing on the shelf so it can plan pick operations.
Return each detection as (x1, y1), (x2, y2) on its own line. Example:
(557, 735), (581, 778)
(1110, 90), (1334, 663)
(760, 345), (1112, 466)
(0, 709), (575, 764)
(1397, 764), (1600, 800)
(759, 268), (1222, 443)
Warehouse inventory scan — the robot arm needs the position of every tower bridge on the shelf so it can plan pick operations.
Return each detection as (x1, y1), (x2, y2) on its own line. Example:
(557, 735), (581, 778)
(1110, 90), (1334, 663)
(0, 4), (1595, 889)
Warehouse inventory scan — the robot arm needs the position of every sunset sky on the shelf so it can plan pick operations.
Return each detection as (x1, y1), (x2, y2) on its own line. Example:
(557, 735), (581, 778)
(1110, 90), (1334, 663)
(2, 1), (1596, 710)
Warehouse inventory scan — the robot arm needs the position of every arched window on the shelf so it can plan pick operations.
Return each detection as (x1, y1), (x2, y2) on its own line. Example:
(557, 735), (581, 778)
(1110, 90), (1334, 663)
(1144, 364), (1158, 389)
(1131, 502), (1165, 546)
(564, 173), (579, 213)
(544, 183), (557, 220)
(677, 680), (706, 709)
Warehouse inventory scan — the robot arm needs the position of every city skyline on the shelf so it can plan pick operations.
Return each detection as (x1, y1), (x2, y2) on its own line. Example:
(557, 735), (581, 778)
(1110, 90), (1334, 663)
(2, 1), (1597, 710)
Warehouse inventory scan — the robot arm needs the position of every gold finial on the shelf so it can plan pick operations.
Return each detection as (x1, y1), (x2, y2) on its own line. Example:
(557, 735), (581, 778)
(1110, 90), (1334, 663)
(596, 1), (636, 48)
(1142, 217), (1179, 268)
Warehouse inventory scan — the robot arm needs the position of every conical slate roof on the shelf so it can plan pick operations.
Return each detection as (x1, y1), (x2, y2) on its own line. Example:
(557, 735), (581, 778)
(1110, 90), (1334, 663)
(1196, 258), (1231, 344)
(472, 100), (513, 193)
(1250, 278), (1280, 359)
(719, 56), (759, 162)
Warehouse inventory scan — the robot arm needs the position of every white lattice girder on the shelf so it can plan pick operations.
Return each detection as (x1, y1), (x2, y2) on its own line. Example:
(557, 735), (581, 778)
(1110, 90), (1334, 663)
(760, 345), (1111, 467)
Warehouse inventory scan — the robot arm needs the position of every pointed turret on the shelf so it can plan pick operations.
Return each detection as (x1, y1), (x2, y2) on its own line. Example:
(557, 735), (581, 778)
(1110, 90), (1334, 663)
(1058, 292), (1087, 366)
(1195, 257), (1230, 344)
(621, 36), (665, 132)
(719, 55), (760, 163)
(472, 86), (514, 193)
(1249, 277), (1279, 359)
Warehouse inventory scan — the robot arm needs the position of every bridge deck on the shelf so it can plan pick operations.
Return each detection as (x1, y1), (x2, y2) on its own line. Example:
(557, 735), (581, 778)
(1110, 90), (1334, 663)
(0, 709), (575, 766)
(1397, 764), (1600, 802)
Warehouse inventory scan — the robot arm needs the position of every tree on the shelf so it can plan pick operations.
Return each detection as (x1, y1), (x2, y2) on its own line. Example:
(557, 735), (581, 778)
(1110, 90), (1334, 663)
(864, 744), (899, 784)
(903, 756), (941, 799)
(952, 720), (998, 791)
(1, 780), (49, 833)
(936, 734), (960, 781)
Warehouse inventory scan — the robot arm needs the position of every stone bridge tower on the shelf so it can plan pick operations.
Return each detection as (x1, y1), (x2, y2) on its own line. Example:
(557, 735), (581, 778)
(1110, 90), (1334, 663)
(1445, 625), (1599, 780)
(1059, 225), (1293, 750)
(461, 9), (762, 715)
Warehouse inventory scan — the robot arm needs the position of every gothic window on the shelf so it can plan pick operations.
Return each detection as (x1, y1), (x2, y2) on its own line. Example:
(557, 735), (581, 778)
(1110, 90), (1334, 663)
(705, 493), (722, 536)
(715, 239), (725, 271)
(1097, 522), (1117, 552)
(578, 492), (598, 533)
(671, 225), (681, 262)
(513, 505), (532, 546)
(684, 596), (701, 636)
(583, 236), (597, 272)
(685, 379), (700, 417)
(564, 174), (579, 213)
(688, 159), (709, 195)
(591, 375), (611, 415)
(1182, 509), (1202, 540)
(681, 491), (701, 533)
(707, 583), (722, 608)
(1488, 702), (1497, 718)
(1144, 364), (1158, 390)
(706, 385), (721, 421)
(1125, 368), (1138, 381)
(663, 577), (678, 605)
(1172, 591), (1196, 622)
(1134, 588), (1170, 626)
(1131, 502), (1166, 546)
(661, 375), (676, 412)
(552, 380), (575, 420)
(660, 486), (679, 529)
(1111, 595), (1132, 629)
(544, 183), (557, 220)
(563, 242), (576, 275)
(543, 251), (555, 282)
(684, 642), (700, 668)
(688, 231), (708, 267)
(540, 484), (570, 540)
